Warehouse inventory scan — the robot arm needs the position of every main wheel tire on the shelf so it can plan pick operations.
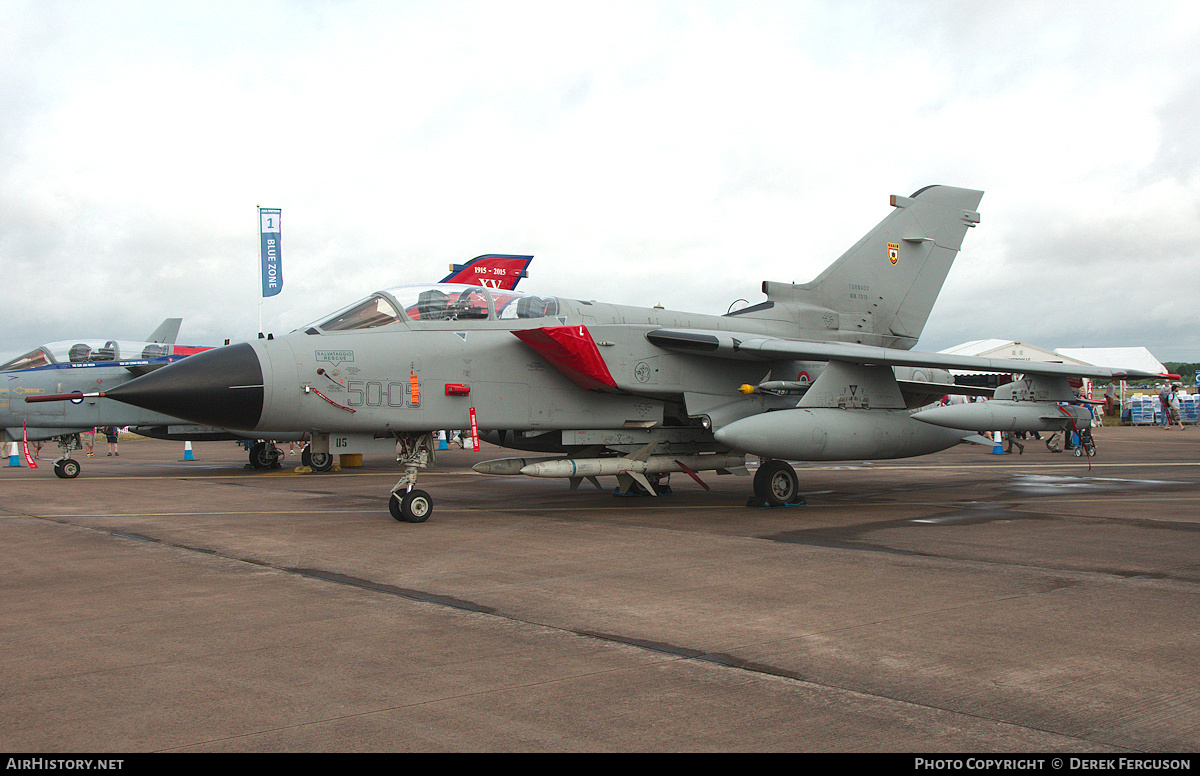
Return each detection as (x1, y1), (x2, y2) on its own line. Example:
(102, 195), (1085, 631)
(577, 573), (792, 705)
(59, 459), (81, 479)
(754, 459), (799, 507)
(251, 442), (282, 469)
(389, 489), (433, 523)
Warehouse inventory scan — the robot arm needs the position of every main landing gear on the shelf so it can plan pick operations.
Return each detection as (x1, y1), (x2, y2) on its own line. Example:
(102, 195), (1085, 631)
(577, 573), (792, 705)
(748, 459), (804, 508)
(388, 432), (436, 523)
(247, 441), (283, 469)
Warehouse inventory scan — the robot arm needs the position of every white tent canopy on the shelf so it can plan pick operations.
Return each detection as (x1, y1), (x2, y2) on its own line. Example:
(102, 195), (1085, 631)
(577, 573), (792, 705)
(1054, 347), (1166, 376)
(938, 341), (1166, 376)
(937, 340), (1089, 373)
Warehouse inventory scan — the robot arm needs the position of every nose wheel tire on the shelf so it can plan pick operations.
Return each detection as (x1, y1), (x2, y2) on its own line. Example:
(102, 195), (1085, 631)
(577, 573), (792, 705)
(53, 459), (81, 479)
(389, 489), (433, 523)
(301, 449), (334, 472)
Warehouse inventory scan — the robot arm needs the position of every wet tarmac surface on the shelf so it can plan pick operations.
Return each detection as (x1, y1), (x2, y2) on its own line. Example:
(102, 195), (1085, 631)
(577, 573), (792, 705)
(2, 426), (1198, 751)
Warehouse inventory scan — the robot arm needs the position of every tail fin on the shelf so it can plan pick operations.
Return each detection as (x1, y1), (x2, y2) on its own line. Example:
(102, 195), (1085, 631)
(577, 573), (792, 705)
(755, 185), (982, 350)
(145, 318), (182, 344)
(442, 254), (532, 290)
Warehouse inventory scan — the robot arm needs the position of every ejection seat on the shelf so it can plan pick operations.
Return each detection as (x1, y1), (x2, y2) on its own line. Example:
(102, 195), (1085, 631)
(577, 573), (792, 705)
(68, 344), (92, 363)
(92, 341), (119, 361)
(516, 295), (558, 318)
(417, 289), (449, 320)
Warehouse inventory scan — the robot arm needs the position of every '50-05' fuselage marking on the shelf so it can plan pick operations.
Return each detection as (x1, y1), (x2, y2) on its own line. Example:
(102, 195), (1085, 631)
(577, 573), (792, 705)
(342, 379), (420, 409)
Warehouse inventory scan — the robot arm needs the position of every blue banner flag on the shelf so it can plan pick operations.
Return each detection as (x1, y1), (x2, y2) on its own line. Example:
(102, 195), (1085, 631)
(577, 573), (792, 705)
(259, 208), (282, 298)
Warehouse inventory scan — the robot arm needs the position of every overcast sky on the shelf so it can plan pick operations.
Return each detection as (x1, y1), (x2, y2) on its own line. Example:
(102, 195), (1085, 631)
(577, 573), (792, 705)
(2, 0), (1198, 365)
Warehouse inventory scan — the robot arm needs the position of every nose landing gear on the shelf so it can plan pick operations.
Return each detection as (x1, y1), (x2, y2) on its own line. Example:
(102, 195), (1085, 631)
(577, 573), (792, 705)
(388, 432), (436, 523)
(52, 434), (83, 479)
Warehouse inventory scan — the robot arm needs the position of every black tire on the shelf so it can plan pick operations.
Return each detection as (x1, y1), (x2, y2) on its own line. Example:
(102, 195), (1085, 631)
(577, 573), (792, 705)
(60, 459), (81, 479)
(251, 442), (282, 469)
(754, 460), (799, 507)
(307, 450), (334, 472)
(53, 460), (66, 479)
(389, 489), (433, 523)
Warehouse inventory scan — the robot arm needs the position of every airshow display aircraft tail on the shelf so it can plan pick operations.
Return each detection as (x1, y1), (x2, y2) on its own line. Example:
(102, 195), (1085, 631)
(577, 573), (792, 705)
(9, 254), (535, 478)
(440, 254), (532, 289)
(29, 186), (1177, 520)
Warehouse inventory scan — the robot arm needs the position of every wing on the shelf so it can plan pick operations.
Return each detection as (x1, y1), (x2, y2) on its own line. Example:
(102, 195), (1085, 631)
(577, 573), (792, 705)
(645, 329), (1175, 382)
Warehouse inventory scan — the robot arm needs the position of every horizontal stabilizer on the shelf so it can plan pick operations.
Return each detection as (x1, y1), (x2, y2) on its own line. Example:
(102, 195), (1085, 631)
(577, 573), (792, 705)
(124, 361), (175, 377)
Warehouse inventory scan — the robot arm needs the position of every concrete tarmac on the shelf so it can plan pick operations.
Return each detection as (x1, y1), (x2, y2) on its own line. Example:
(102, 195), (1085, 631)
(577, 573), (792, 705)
(2, 427), (1198, 752)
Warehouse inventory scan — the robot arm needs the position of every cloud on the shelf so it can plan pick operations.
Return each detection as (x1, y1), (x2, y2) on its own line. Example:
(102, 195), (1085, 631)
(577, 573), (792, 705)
(2, 0), (1198, 365)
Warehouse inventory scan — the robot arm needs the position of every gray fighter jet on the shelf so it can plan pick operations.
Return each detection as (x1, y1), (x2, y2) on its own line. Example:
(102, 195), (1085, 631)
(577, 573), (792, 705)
(6, 254), (534, 477)
(32, 186), (1173, 519)
(1, 318), (214, 476)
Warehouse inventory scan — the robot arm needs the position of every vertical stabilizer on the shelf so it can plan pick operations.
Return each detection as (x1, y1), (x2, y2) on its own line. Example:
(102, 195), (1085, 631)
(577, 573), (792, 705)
(146, 318), (183, 344)
(759, 185), (982, 349)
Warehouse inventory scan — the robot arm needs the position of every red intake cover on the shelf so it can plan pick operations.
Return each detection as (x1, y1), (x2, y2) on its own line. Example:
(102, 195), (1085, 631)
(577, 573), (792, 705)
(512, 325), (617, 390)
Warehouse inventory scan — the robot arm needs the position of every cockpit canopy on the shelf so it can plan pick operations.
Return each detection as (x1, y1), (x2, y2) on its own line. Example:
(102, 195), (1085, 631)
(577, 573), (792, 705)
(0, 339), (177, 372)
(309, 284), (561, 332)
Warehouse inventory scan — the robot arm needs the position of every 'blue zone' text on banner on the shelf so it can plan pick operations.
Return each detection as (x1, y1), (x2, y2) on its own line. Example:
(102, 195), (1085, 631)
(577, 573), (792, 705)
(260, 208), (282, 297)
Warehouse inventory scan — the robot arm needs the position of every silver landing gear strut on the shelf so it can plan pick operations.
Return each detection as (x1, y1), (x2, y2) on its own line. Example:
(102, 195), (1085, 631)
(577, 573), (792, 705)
(388, 432), (436, 523)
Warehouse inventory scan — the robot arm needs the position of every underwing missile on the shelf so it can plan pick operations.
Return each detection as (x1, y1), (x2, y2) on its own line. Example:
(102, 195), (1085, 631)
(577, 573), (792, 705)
(515, 453), (747, 480)
(738, 380), (811, 396)
(472, 456), (566, 476)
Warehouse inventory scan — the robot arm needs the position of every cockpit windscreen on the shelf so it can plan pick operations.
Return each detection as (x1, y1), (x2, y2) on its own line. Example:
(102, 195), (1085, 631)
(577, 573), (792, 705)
(0, 339), (175, 372)
(309, 284), (560, 332)
(318, 295), (402, 332)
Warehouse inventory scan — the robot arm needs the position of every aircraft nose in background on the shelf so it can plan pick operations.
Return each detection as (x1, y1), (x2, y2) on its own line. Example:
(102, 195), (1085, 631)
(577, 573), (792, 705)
(107, 342), (265, 431)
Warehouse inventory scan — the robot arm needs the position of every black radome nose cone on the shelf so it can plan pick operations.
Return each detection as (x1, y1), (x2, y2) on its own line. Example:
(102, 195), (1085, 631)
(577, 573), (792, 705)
(107, 342), (264, 431)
